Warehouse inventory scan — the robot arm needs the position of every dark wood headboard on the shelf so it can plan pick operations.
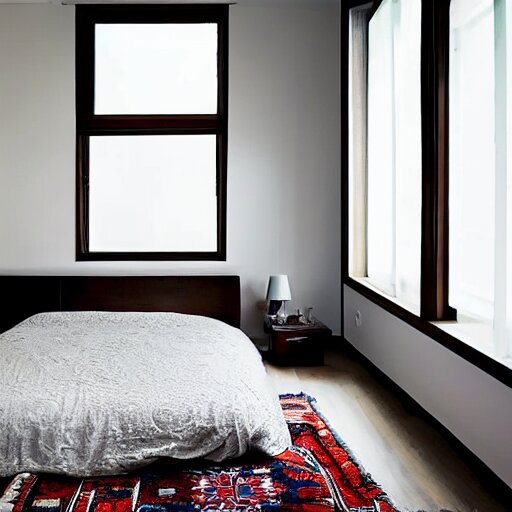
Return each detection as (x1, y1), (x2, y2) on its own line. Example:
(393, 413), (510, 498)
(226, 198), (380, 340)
(0, 276), (241, 333)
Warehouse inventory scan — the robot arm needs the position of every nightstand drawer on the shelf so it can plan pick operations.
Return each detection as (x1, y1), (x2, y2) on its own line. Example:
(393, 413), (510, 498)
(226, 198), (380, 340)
(271, 330), (327, 366)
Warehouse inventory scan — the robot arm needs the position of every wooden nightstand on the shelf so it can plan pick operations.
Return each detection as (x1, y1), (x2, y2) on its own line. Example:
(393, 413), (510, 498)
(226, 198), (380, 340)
(268, 319), (331, 366)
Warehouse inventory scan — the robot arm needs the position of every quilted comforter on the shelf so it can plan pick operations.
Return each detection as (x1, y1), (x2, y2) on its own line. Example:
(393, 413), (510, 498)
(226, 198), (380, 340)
(0, 311), (291, 477)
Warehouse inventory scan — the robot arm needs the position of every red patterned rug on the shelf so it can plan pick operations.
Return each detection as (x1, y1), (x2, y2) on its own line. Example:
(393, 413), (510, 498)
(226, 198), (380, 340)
(0, 394), (398, 511)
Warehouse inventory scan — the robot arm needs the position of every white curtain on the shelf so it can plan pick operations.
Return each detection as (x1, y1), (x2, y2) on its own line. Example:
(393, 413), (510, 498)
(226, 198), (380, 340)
(348, 4), (371, 278)
(365, 0), (422, 306)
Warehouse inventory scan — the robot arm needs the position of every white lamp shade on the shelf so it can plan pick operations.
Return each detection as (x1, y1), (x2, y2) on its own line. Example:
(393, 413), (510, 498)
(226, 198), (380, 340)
(266, 275), (291, 301)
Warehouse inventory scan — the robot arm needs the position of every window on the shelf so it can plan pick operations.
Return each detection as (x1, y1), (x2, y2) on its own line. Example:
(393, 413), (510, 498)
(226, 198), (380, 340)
(449, 0), (512, 357)
(76, 6), (228, 261)
(349, 0), (422, 310)
(344, 0), (512, 374)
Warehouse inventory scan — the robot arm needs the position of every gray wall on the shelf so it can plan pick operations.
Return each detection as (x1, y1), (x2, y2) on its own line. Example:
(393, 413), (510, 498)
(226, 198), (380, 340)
(345, 285), (512, 488)
(0, 2), (341, 337)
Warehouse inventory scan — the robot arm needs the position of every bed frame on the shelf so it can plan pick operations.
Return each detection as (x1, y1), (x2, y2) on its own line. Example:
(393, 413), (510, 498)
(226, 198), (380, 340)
(0, 275), (241, 334)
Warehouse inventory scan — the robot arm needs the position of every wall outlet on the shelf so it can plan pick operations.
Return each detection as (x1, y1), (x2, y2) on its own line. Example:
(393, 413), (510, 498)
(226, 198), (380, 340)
(355, 310), (362, 328)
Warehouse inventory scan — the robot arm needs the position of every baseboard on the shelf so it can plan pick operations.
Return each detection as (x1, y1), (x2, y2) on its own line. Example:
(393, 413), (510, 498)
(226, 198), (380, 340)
(338, 338), (512, 501)
(327, 334), (343, 347)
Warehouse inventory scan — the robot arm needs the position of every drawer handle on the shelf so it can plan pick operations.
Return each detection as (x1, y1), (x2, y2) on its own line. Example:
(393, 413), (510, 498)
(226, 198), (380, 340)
(286, 336), (309, 342)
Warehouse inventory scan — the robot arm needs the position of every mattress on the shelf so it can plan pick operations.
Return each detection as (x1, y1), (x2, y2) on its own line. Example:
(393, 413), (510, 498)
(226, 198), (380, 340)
(0, 311), (291, 476)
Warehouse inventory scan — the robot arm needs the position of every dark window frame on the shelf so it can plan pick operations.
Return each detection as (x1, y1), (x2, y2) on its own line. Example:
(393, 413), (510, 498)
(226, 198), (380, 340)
(419, 0), (456, 321)
(75, 5), (229, 261)
(342, 0), (512, 388)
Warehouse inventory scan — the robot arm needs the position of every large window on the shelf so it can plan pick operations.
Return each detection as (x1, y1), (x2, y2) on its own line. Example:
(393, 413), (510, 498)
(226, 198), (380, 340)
(345, 0), (512, 367)
(449, 0), (512, 357)
(349, 0), (422, 310)
(76, 6), (228, 261)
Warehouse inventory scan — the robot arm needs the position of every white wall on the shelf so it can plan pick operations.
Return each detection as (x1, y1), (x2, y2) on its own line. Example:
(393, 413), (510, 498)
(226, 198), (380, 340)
(344, 285), (512, 488)
(0, 2), (341, 337)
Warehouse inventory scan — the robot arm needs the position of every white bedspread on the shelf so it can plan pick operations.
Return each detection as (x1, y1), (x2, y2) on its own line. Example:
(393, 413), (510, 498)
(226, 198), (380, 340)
(0, 311), (291, 477)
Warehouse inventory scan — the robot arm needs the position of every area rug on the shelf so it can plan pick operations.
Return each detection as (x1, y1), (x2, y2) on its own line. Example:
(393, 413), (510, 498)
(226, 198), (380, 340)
(0, 393), (398, 512)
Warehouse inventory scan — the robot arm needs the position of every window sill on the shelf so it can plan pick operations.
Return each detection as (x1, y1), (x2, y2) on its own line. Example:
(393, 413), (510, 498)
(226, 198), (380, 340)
(351, 277), (420, 316)
(433, 317), (512, 371)
(345, 276), (512, 388)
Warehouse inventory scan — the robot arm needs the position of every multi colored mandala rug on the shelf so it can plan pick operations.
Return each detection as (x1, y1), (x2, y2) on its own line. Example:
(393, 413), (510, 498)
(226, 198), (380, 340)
(0, 394), (398, 512)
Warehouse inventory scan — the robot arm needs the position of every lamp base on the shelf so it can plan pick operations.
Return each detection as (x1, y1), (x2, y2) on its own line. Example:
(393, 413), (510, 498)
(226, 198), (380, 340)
(276, 301), (288, 323)
(267, 300), (282, 316)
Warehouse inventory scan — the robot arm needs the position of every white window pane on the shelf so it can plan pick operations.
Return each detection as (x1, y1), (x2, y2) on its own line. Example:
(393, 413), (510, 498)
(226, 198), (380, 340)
(95, 24), (218, 115)
(449, 0), (495, 321)
(506, 0), (512, 356)
(367, 0), (422, 305)
(368, 0), (395, 293)
(393, 0), (422, 306)
(89, 135), (218, 253)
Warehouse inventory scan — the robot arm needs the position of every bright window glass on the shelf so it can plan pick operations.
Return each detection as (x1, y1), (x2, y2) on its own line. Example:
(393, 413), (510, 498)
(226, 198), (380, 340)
(366, 0), (422, 306)
(449, 0), (495, 322)
(88, 135), (217, 252)
(95, 24), (218, 115)
(449, 0), (512, 358)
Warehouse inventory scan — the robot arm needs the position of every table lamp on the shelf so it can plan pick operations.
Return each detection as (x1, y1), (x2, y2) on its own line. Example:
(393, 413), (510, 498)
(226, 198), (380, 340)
(266, 275), (292, 322)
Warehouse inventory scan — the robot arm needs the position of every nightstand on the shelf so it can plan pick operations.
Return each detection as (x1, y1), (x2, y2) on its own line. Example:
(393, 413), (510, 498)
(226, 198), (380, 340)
(268, 319), (331, 366)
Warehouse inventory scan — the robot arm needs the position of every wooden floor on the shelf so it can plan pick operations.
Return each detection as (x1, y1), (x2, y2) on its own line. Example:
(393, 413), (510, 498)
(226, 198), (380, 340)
(265, 347), (509, 512)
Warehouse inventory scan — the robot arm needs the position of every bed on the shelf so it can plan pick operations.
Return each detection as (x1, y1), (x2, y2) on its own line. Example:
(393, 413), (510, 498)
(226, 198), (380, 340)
(0, 276), (291, 477)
